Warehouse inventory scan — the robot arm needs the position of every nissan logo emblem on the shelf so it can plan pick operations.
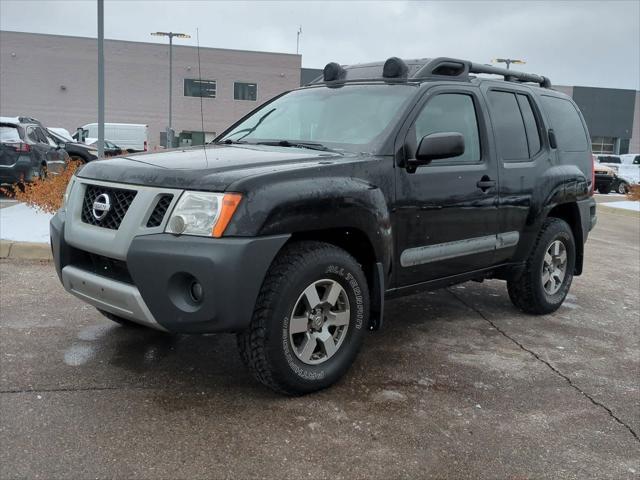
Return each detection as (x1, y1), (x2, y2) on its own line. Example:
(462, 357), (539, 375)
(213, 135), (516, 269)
(92, 193), (111, 221)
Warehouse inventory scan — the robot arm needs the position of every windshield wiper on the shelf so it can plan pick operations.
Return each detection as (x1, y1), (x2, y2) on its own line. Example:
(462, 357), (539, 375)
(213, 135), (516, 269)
(220, 108), (276, 143)
(255, 140), (334, 152)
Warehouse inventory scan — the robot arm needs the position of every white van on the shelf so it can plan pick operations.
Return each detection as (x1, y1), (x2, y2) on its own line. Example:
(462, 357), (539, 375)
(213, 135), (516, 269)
(75, 123), (148, 152)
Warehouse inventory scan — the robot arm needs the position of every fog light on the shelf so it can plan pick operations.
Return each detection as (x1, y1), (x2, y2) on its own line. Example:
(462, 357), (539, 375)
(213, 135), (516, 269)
(189, 281), (204, 303)
(168, 215), (186, 235)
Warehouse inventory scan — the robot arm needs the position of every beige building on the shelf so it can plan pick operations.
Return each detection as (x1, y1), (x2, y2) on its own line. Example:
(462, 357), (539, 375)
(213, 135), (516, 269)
(0, 30), (301, 147)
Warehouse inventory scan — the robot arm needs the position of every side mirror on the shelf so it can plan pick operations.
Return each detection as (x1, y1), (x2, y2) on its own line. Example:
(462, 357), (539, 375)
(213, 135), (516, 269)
(412, 132), (465, 167)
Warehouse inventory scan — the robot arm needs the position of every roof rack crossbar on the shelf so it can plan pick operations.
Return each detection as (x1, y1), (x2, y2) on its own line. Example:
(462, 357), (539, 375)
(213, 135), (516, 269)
(469, 62), (551, 88)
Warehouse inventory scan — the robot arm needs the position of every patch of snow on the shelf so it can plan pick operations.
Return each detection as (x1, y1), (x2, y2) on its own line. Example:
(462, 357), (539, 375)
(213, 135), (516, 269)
(0, 203), (53, 244)
(601, 201), (640, 212)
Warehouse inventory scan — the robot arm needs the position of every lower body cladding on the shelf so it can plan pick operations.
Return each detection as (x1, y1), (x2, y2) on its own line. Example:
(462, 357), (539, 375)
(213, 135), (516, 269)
(50, 213), (289, 333)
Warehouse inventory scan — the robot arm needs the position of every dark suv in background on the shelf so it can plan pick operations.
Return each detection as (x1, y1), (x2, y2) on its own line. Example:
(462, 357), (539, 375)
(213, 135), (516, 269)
(0, 116), (69, 184)
(51, 57), (596, 395)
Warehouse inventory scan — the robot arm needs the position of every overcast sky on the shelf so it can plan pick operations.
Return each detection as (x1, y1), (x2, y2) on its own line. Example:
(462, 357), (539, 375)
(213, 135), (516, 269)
(1, 0), (638, 89)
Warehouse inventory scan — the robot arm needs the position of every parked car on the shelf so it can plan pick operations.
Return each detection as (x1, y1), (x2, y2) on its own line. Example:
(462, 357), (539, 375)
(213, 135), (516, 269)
(84, 138), (124, 157)
(46, 129), (98, 163)
(49, 127), (74, 142)
(620, 153), (640, 165)
(51, 57), (596, 394)
(594, 160), (616, 194)
(0, 116), (68, 184)
(596, 154), (637, 192)
(74, 123), (148, 152)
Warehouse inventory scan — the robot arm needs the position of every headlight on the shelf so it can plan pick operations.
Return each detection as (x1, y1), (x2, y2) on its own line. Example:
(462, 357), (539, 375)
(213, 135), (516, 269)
(62, 177), (76, 209)
(165, 191), (242, 237)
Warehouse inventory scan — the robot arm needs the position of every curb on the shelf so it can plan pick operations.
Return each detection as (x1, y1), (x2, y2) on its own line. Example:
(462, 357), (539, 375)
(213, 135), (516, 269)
(0, 240), (52, 261)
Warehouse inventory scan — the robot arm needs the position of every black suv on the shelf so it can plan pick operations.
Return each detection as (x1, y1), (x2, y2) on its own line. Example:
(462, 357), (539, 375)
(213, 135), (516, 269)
(0, 116), (69, 184)
(50, 57), (596, 394)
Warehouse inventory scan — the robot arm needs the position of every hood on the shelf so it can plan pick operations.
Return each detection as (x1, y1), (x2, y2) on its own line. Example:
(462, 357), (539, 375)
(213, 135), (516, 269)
(77, 144), (346, 191)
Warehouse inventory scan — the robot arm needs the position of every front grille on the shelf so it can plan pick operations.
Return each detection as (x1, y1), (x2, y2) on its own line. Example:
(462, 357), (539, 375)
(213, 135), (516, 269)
(68, 247), (133, 285)
(146, 194), (173, 227)
(81, 184), (136, 230)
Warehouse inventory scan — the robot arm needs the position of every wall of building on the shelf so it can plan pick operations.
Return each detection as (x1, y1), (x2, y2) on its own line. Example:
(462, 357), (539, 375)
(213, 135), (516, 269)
(0, 31), (301, 147)
(572, 86), (636, 142)
(630, 91), (640, 154)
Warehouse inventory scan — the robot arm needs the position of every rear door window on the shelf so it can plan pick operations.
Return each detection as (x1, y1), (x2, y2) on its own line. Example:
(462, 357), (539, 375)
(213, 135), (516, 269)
(0, 126), (21, 142)
(487, 90), (529, 161)
(516, 94), (542, 157)
(540, 96), (588, 152)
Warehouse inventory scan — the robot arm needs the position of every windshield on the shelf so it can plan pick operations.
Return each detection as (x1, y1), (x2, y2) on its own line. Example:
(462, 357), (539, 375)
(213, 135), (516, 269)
(219, 84), (416, 152)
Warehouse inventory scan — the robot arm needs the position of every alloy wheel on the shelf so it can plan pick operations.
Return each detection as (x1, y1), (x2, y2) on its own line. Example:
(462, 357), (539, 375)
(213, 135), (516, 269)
(542, 239), (567, 295)
(288, 279), (350, 365)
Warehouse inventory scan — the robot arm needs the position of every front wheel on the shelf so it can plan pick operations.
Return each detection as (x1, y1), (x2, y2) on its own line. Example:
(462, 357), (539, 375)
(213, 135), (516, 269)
(617, 181), (629, 194)
(507, 218), (576, 314)
(237, 241), (370, 395)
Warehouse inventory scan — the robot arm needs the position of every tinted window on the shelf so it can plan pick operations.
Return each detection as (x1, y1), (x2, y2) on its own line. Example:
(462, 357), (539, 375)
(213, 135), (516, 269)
(0, 126), (21, 142)
(516, 94), (541, 156)
(414, 93), (481, 163)
(234, 82), (257, 101)
(184, 79), (216, 98)
(487, 91), (528, 161)
(541, 96), (588, 152)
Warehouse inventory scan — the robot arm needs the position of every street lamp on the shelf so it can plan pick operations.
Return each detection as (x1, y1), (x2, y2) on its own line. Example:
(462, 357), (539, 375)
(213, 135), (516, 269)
(151, 31), (191, 147)
(492, 58), (526, 70)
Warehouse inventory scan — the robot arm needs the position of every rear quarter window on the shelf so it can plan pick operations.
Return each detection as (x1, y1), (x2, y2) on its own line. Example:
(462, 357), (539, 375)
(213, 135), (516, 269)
(541, 95), (588, 152)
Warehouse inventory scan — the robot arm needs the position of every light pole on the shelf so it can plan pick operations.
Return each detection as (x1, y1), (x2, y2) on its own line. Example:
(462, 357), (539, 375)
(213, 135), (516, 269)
(296, 26), (302, 54)
(151, 31), (190, 147)
(492, 58), (526, 70)
(97, 0), (104, 158)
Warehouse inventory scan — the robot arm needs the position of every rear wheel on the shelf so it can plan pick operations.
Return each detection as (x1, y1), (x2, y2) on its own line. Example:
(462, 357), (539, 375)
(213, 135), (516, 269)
(507, 218), (575, 314)
(237, 241), (369, 395)
(617, 181), (629, 194)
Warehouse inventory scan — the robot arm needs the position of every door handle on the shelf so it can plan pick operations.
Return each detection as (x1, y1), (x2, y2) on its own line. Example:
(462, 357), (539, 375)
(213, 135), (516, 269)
(476, 176), (496, 191)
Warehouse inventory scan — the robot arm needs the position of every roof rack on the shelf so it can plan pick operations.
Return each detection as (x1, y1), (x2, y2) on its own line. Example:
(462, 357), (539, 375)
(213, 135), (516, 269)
(313, 57), (551, 88)
(467, 62), (551, 88)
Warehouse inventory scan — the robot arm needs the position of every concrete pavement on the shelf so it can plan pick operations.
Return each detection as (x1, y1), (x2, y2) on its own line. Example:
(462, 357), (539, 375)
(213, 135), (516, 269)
(0, 205), (638, 479)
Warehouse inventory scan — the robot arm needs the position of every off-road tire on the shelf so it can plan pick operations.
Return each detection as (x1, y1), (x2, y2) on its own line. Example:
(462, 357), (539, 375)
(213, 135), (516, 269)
(237, 241), (370, 395)
(507, 218), (575, 315)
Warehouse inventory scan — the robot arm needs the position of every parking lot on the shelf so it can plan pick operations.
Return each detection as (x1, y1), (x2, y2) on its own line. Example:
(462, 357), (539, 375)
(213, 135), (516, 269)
(0, 203), (638, 479)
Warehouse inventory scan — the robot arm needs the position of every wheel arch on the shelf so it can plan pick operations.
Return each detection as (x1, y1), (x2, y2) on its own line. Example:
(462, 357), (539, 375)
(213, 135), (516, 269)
(547, 202), (584, 275)
(286, 227), (385, 330)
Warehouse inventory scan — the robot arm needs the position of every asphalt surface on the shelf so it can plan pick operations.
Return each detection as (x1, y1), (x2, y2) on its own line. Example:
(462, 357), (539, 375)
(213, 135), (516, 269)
(1, 203), (639, 479)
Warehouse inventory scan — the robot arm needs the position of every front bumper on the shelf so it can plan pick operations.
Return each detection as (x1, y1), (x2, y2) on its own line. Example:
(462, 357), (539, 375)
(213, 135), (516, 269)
(51, 211), (289, 333)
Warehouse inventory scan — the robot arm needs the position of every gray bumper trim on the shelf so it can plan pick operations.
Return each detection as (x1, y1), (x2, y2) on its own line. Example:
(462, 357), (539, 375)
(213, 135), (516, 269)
(61, 265), (166, 331)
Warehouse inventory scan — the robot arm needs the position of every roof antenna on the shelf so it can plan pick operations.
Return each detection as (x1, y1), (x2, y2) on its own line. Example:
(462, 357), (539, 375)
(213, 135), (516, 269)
(196, 28), (208, 166)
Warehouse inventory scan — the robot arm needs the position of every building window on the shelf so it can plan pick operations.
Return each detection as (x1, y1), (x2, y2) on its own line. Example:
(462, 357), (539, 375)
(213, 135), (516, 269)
(591, 136), (616, 154)
(184, 79), (216, 98)
(234, 82), (257, 101)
